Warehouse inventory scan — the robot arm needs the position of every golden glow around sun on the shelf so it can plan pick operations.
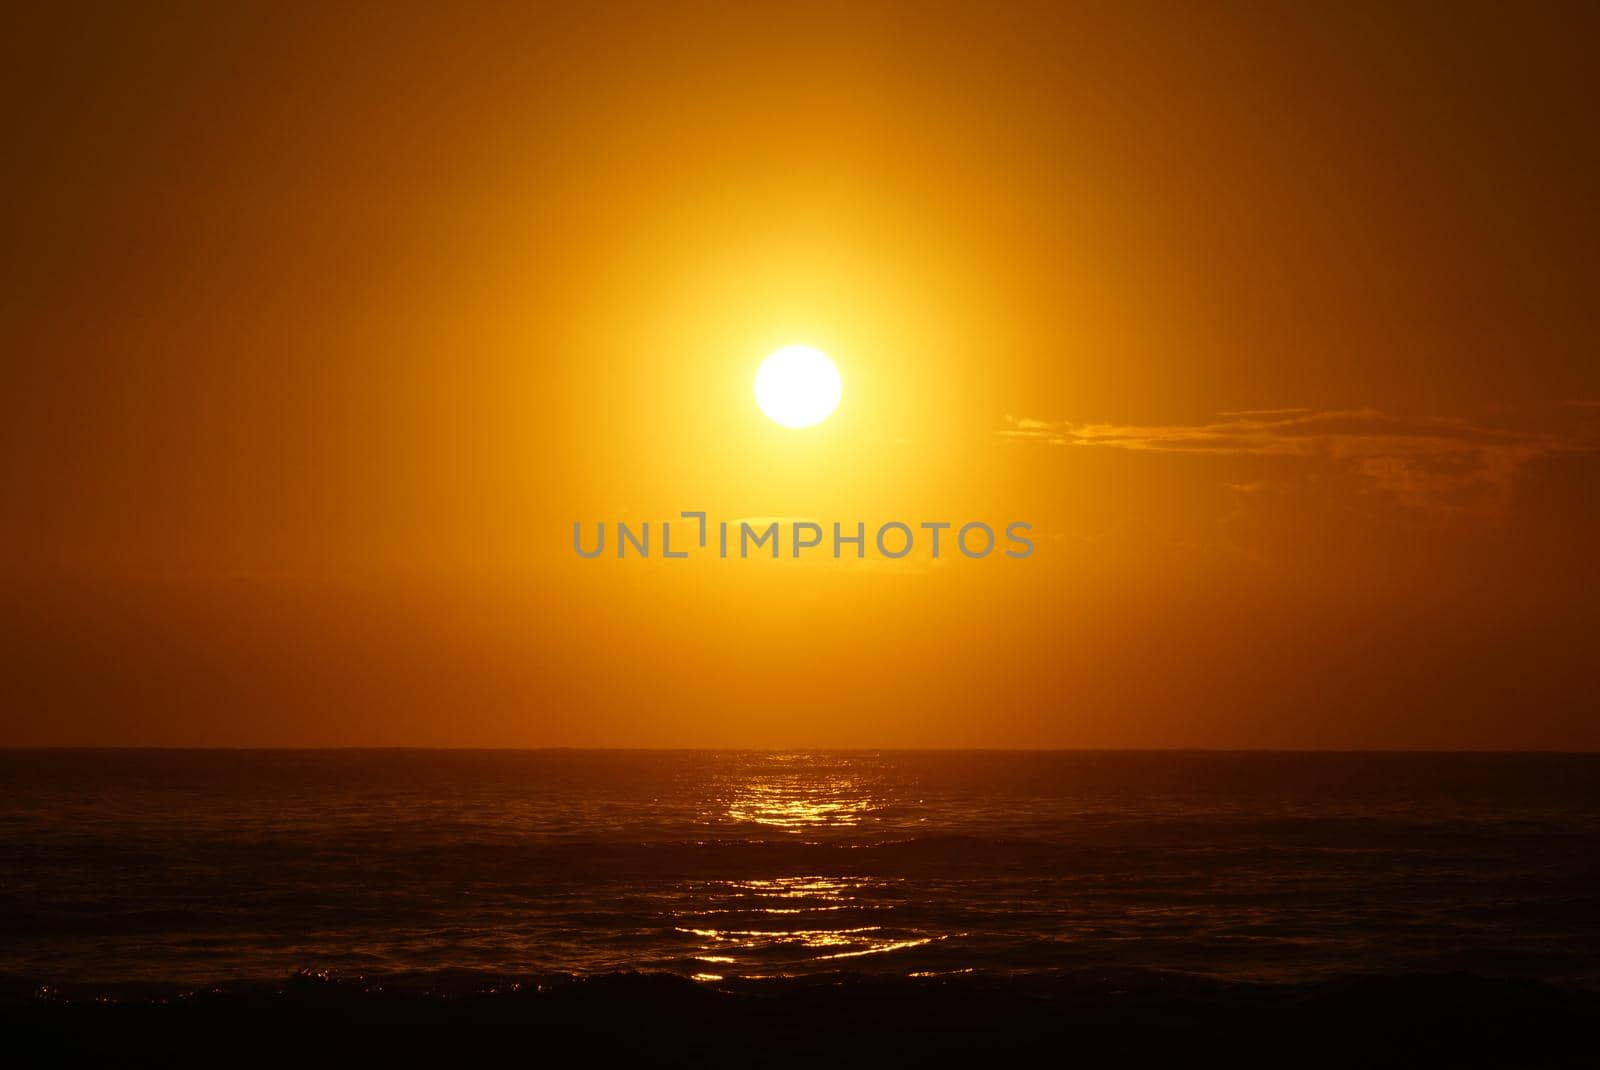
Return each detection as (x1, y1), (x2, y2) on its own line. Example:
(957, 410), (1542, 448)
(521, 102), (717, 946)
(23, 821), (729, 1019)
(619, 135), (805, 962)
(754, 345), (842, 428)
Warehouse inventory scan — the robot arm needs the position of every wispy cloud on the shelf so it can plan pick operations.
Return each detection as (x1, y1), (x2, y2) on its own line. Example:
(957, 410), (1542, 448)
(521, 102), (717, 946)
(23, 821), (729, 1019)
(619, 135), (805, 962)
(1214, 407), (1314, 418)
(1001, 408), (1597, 517)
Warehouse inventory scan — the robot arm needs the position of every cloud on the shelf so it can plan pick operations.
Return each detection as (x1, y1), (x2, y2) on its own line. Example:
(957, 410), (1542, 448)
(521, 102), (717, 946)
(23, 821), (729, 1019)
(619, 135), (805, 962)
(1214, 407), (1314, 417)
(1001, 408), (1597, 518)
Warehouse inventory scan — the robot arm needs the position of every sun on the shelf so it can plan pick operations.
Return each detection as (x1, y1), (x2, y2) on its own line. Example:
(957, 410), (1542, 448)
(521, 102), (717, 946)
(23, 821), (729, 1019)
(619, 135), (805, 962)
(754, 345), (842, 428)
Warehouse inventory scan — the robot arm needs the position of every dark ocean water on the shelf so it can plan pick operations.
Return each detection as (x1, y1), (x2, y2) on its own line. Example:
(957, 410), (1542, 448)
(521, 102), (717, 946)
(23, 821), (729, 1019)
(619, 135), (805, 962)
(2, 750), (1597, 991)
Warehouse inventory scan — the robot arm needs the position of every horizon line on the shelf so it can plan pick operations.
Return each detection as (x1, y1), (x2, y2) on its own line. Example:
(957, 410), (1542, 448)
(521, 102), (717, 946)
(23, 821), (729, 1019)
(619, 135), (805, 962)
(3, 745), (1597, 755)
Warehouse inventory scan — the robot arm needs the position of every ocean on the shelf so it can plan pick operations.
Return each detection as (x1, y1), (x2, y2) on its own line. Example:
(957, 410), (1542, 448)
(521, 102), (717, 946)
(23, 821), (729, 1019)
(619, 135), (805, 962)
(4, 749), (1597, 993)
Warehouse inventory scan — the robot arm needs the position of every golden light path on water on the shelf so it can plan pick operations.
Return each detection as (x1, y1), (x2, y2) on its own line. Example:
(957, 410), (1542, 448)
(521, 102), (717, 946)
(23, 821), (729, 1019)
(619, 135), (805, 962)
(723, 779), (876, 830)
(675, 763), (956, 979)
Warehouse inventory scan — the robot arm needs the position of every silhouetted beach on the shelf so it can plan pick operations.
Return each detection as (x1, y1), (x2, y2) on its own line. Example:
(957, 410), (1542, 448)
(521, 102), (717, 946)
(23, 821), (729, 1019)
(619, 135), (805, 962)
(10, 969), (1596, 1067)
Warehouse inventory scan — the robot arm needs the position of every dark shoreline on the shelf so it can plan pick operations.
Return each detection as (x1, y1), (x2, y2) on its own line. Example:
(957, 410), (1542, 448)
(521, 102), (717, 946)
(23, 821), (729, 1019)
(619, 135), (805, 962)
(7, 970), (1594, 1068)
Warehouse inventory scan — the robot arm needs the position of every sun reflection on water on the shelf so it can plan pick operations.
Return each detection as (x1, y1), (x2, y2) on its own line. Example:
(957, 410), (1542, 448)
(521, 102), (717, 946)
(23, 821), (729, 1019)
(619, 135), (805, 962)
(668, 757), (952, 976)
(672, 874), (950, 974)
(722, 778), (877, 831)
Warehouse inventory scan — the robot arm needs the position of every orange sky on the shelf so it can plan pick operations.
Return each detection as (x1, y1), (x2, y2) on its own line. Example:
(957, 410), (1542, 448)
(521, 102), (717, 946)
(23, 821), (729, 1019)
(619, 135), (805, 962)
(3, 2), (1598, 748)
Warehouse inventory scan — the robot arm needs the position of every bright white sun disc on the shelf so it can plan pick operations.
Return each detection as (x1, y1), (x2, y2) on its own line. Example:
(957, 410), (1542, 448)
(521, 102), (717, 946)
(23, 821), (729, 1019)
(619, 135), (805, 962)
(754, 345), (841, 428)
